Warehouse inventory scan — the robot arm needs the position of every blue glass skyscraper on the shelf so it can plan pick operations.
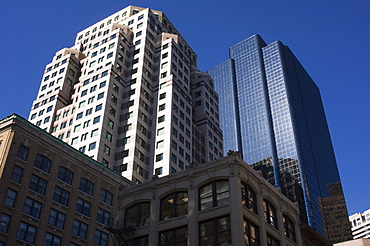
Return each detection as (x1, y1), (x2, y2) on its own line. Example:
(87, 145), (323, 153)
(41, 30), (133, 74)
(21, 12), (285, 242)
(208, 35), (352, 243)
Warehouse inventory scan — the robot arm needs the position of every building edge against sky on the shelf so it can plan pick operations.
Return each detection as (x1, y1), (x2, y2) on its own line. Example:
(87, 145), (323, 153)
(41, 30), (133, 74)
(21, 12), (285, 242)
(27, 6), (223, 184)
(207, 34), (352, 243)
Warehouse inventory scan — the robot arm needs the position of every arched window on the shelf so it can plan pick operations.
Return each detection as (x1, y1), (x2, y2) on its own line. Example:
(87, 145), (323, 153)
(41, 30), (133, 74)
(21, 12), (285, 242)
(283, 214), (296, 242)
(124, 202), (150, 228)
(263, 199), (278, 229)
(161, 192), (188, 220)
(241, 182), (257, 214)
(199, 180), (229, 211)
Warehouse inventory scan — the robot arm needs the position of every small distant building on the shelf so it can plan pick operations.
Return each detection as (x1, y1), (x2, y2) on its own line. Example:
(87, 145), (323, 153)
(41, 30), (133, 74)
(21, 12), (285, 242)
(349, 209), (370, 239)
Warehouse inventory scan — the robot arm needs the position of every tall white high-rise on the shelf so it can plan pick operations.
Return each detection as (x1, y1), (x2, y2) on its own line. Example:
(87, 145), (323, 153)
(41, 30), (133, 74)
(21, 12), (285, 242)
(28, 6), (223, 183)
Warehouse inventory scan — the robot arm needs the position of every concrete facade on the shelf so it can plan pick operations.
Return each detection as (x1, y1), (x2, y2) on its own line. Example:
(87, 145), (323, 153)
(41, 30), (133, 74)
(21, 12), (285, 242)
(115, 151), (302, 246)
(28, 6), (222, 184)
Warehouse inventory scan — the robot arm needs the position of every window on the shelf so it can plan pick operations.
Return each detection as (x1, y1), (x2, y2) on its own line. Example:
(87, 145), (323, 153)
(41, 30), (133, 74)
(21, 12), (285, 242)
(53, 186), (70, 206)
(11, 165), (23, 183)
(267, 234), (280, 246)
(94, 229), (109, 246)
(34, 154), (51, 173)
(159, 92), (166, 100)
(97, 208), (111, 226)
(108, 118), (114, 129)
(263, 199), (277, 229)
(159, 227), (187, 246)
(156, 153), (163, 162)
(241, 182), (257, 214)
(156, 140), (164, 149)
(243, 217), (259, 245)
(48, 209), (66, 229)
(72, 219), (88, 239)
(0, 213), (10, 233)
(121, 149), (129, 158)
(79, 178), (94, 196)
(159, 104), (165, 111)
(200, 217), (231, 246)
(76, 198), (91, 217)
(44, 233), (62, 246)
(95, 104), (103, 112)
(158, 115), (165, 123)
(93, 116), (100, 124)
(283, 214), (296, 242)
(4, 189), (17, 207)
(29, 175), (47, 195)
(57, 166), (74, 185)
(157, 127), (165, 136)
(23, 197), (42, 219)
(17, 221), (37, 244)
(124, 202), (150, 228)
(199, 180), (229, 210)
(161, 192), (188, 220)
(17, 145), (29, 161)
(89, 142), (96, 151)
(100, 189), (113, 206)
(104, 145), (110, 155)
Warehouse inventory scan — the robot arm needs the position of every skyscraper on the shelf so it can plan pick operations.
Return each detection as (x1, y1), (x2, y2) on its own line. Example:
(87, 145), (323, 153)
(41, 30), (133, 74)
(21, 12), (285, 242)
(28, 6), (223, 184)
(208, 34), (352, 243)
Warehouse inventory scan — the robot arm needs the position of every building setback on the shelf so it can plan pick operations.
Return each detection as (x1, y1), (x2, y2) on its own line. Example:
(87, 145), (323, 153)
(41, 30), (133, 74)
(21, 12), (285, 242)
(28, 6), (222, 184)
(207, 34), (352, 243)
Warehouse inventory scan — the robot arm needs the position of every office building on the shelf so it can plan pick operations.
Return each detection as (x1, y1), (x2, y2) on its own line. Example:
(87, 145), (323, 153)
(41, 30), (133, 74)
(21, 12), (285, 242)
(349, 209), (370, 239)
(0, 114), (133, 245)
(28, 6), (222, 184)
(114, 151), (302, 246)
(208, 34), (352, 243)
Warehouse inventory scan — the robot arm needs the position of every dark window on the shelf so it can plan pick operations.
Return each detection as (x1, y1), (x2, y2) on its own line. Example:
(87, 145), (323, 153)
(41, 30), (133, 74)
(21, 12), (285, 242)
(34, 154), (51, 173)
(97, 208), (111, 226)
(23, 197), (42, 219)
(72, 219), (88, 239)
(124, 202), (150, 228)
(0, 213), (11, 232)
(17, 145), (29, 161)
(48, 209), (66, 229)
(53, 186), (70, 206)
(79, 178), (94, 196)
(199, 180), (229, 211)
(100, 189), (113, 206)
(241, 182), (257, 214)
(200, 216), (231, 246)
(161, 192), (188, 220)
(267, 233), (280, 246)
(17, 221), (37, 243)
(11, 165), (23, 183)
(263, 199), (278, 229)
(29, 174), (47, 195)
(159, 227), (187, 246)
(76, 198), (91, 217)
(44, 233), (62, 246)
(57, 166), (74, 185)
(94, 229), (109, 246)
(243, 217), (260, 245)
(283, 214), (296, 242)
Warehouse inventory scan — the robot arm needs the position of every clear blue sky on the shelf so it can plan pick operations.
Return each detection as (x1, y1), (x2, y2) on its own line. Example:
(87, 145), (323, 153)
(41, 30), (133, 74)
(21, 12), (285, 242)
(1, 0), (369, 215)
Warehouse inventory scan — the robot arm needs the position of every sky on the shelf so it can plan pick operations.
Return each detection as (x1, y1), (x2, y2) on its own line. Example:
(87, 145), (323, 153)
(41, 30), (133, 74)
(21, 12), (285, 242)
(0, 0), (369, 215)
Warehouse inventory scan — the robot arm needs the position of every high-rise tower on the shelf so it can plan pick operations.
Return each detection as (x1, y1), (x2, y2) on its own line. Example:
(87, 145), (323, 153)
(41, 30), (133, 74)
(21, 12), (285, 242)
(208, 34), (352, 243)
(28, 6), (223, 184)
